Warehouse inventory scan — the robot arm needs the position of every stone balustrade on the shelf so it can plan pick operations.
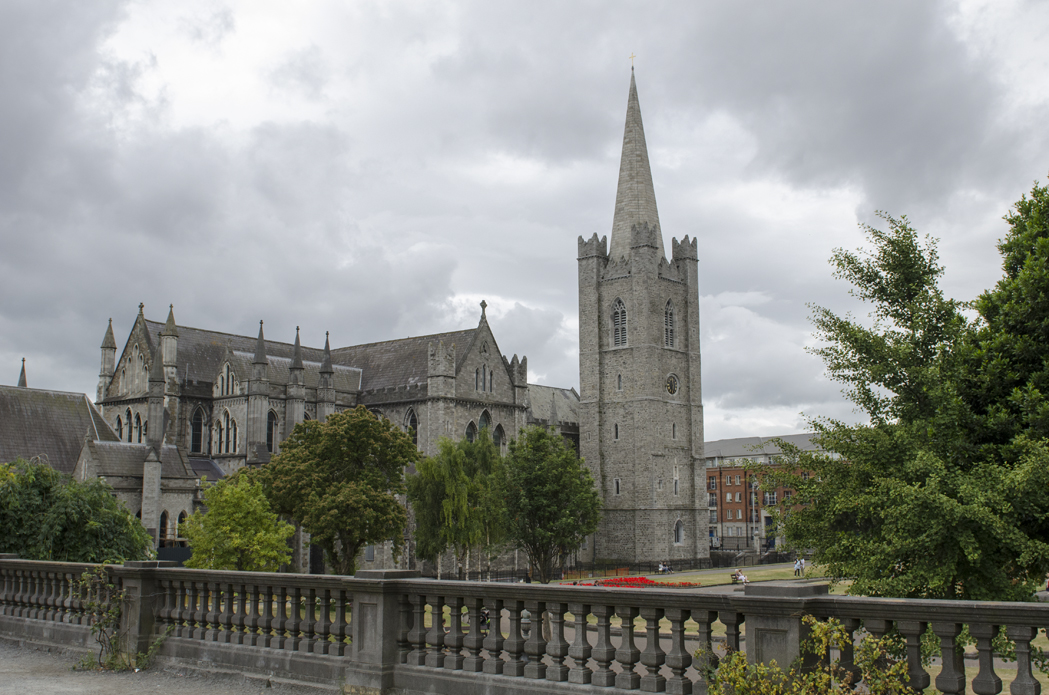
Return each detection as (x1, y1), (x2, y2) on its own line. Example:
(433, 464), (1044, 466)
(1, 555), (1046, 695)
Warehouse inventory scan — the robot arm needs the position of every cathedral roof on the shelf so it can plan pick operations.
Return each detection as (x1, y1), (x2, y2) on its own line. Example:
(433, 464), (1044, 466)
(526, 384), (580, 425)
(332, 328), (475, 392)
(82, 440), (196, 479)
(609, 69), (664, 262)
(0, 384), (118, 474)
(703, 433), (820, 460)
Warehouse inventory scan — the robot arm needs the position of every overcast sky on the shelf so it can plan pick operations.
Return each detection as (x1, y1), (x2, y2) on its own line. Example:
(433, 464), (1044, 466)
(2, 0), (1048, 440)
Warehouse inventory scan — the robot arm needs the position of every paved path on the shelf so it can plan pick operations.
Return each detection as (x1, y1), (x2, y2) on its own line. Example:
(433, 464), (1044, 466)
(0, 640), (335, 695)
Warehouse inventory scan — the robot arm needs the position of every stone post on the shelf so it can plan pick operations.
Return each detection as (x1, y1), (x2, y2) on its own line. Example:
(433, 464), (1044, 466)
(116, 561), (177, 656)
(741, 581), (829, 670)
(349, 569), (420, 692)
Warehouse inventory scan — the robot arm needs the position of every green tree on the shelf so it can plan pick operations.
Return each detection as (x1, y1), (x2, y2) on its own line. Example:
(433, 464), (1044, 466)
(0, 458), (152, 563)
(406, 428), (506, 578)
(503, 426), (600, 583)
(261, 406), (417, 576)
(765, 201), (1049, 600)
(181, 473), (294, 572)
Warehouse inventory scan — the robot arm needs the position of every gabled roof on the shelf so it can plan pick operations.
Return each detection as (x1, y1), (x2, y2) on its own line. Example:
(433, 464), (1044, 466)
(84, 441), (196, 479)
(703, 433), (820, 460)
(527, 384), (580, 425)
(331, 329), (475, 391)
(0, 385), (118, 473)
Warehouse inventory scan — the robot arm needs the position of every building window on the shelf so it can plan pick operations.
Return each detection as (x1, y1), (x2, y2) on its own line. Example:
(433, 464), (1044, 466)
(159, 511), (169, 545)
(674, 478), (679, 496)
(479, 410), (491, 432)
(708, 492), (717, 506)
(673, 520), (684, 545)
(231, 418), (238, 453)
(135, 414), (143, 443)
(735, 474), (741, 485)
(784, 490), (793, 501)
(612, 298), (627, 347)
(614, 478), (621, 495)
(657, 479), (663, 491)
(672, 423), (676, 439)
(493, 424), (505, 452)
(482, 365), (487, 392)
(124, 409), (133, 443)
(191, 408), (205, 453)
(465, 421), (477, 443)
(617, 374), (622, 390)
(725, 492), (731, 503)
(708, 476), (716, 490)
(801, 471), (810, 480)
(365, 545), (375, 562)
(266, 411), (278, 453)
(709, 510), (718, 523)
(614, 423), (619, 440)
(405, 409), (418, 446)
(116, 416), (123, 441)
(177, 510), (188, 545)
(735, 492), (741, 502)
(664, 300), (675, 347)
(475, 368), (480, 391)
(736, 509), (743, 520)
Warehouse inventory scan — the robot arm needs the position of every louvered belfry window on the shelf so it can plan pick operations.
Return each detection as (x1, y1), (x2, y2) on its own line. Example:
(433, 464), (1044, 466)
(664, 300), (675, 347)
(612, 299), (627, 347)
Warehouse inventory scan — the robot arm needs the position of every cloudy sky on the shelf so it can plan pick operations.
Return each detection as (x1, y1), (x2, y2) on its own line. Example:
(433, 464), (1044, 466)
(2, 0), (1048, 440)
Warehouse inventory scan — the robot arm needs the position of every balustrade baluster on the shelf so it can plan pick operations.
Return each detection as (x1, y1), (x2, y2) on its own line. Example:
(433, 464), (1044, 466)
(425, 595), (446, 668)
(503, 600), (527, 677)
(546, 601), (569, 682)
(155, 578), (172, 635)
(173, 580), (188, 637)
(523, 600), (547, 679)
(301, 587), (317, 654)
(591, 604), (616, 687)
(1006, 625), (1040, 695)
(28, 570), (41, 619)
(272, 586), (288, 649)
(407, 594), (427, 665)
(59, 572), (74, 623)
(834, 617), (861, 688)
(217, 582), (233, 643)
(897, 620), (929, 693)
(285, 586), (302, 651)
(396, 593), (412, 664)
(191, 581), (207, 640)
(259, 585), (275, 648)
(444, 596), (464, 670)
(204, 581), (220, 641)
(462, 597), (484, 672)
(47, 571), (61, 622)
(663, 608), (691, 695)
(720, 611), (743, 653)
(42, 571), (54, 621)
(970, 623), (1003, 695)
(640, 607), (666, 692)
(331, 588), (349, 657)
(482, 598), (505, 675)
(568, 602), (593, 684)
(0, 568), (9, 616)
(18, 569), (30, 618)
(315, 588), (332, 655)
(616, 605), (641, 690)
(246, 585), (262, 647)
(231, 583), (246, 645)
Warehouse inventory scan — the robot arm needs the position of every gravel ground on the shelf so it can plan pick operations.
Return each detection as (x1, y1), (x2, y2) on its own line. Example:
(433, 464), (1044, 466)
(0, 640), (338, 695)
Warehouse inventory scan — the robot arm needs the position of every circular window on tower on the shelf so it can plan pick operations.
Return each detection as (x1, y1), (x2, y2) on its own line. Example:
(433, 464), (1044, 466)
(665, 374), (679, 395)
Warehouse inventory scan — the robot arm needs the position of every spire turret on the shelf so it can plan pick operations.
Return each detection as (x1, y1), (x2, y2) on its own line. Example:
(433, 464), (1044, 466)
(101, 319), (117, 349)
(290, 326), (304, 370)
(17, 358), (26, 388)
(253, 321), (268, 365)
(161, 305), (179, 337)
(609, 69), (664, 261)
(320, 332), (334, 374)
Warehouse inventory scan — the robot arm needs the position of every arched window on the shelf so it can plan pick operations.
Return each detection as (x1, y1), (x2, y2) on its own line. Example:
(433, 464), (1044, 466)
(614, 423), (619, 440)
(116, 416), (123, 441)
(493, 424), (505, 452)
(125, 408), (133, 443)
(266, 411), (278, 453)
(674, 520), (684, 544)
(405, 409), (418, 446)
(612, 299), (627, 347)
(617, 374), (622, 390)
(223, 411), (231, 454)
(177, 511), (188, 546)
(120, 368), (126, 394)
(482, 365), (487, 392)
(664, 300), (675, 347)
(475, 368), (480, 391)
(479, 410), (491, 432)
(230, 418), (238, 453)
(159, 511), (169, 546)
(191, 408), (205, 453)
(135, 414), (143, 443)
(303, 412), (311, 421)
(465, 421), (477, 443)
(216, 421), (224, 454)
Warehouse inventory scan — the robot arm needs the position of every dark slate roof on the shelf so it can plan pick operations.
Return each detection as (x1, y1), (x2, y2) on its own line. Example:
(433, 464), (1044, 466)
(527, 384), (580, 425)
(87, 441), (196, 479)
(0, 385), (118, 473)
(188, 457), (226, 481)
(703, 433), (820, 460)
(331, 329), (475, 391)
(143, 320), (357, 389)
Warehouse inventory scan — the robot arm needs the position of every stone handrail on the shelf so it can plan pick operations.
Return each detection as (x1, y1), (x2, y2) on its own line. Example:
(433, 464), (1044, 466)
(1, 556), (1046, 695)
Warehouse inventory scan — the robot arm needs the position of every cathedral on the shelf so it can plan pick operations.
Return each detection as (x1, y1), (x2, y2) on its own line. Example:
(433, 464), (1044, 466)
(83, 68), (707, 566)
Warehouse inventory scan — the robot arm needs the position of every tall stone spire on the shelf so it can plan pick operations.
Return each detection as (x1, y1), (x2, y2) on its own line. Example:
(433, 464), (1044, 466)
(609, 68), (664, 262)
(160, 305), (179, 337)
(253, 321), (268, 364)
(17, 358), (26, 388)
(290, 326), (304, 370)
(101, 319), (117, 349)
(320, 331), (334, 375)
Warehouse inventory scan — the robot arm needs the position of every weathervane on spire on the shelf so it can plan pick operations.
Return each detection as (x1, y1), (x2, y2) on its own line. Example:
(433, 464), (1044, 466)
(629, 53), (636, 68)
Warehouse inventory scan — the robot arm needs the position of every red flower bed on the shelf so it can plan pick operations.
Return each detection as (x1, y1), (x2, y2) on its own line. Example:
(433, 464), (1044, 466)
(578, 576), (701, 588)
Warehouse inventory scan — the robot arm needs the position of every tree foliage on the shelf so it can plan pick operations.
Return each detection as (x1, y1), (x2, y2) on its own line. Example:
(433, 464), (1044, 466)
(260, 406), (417, 576)
(0, 458), (152, 563)
(406, 428), (505, 577)
(503, 426), (600, 583)
(181, 473), (294, 572)
(766, 194), (1049, 601)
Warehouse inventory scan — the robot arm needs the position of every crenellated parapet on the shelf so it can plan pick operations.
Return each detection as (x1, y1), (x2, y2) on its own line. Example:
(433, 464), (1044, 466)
(577, 233), (608, 260)
(671, 235), (698, 261)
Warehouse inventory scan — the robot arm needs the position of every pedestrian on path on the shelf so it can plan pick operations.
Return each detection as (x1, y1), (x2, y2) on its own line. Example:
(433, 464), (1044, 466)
(793, 559), (801, 577)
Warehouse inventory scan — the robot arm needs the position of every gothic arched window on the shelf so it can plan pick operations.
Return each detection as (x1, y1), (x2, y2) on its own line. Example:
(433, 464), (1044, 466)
(159, 511), (169, 546)
(191, 408), (205, 453)
(177, 510), (188, 546)
(405, 409), (418, 446)
(475, 368), (480, 391)
(266, 411), (278, 453)
(125, 408), (133, 443)
(465, 421), (477, 443)
(493, 424), (505, 452)
(479, 410), (491, 433)
(664, 300), (675, 347)
(216, 420), (224, 454)
(223, 411), (231, 454)
(612, 299), (627, 347)
(674, 520), (684, 544)
(230, 418), (238, 453)
(135, 414), (143, 443)
(116, 416), (124, 441)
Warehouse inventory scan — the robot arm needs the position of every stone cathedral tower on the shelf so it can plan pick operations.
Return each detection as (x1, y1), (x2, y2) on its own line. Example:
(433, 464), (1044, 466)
(578, 69), (706, 564)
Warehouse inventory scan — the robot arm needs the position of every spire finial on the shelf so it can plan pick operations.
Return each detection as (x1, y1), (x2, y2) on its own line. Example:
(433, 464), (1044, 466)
(138, 302), (144, 315)
(18, 358), (26, 388)
(480, 300), (487, 317)
(629, 52), (636, 68)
